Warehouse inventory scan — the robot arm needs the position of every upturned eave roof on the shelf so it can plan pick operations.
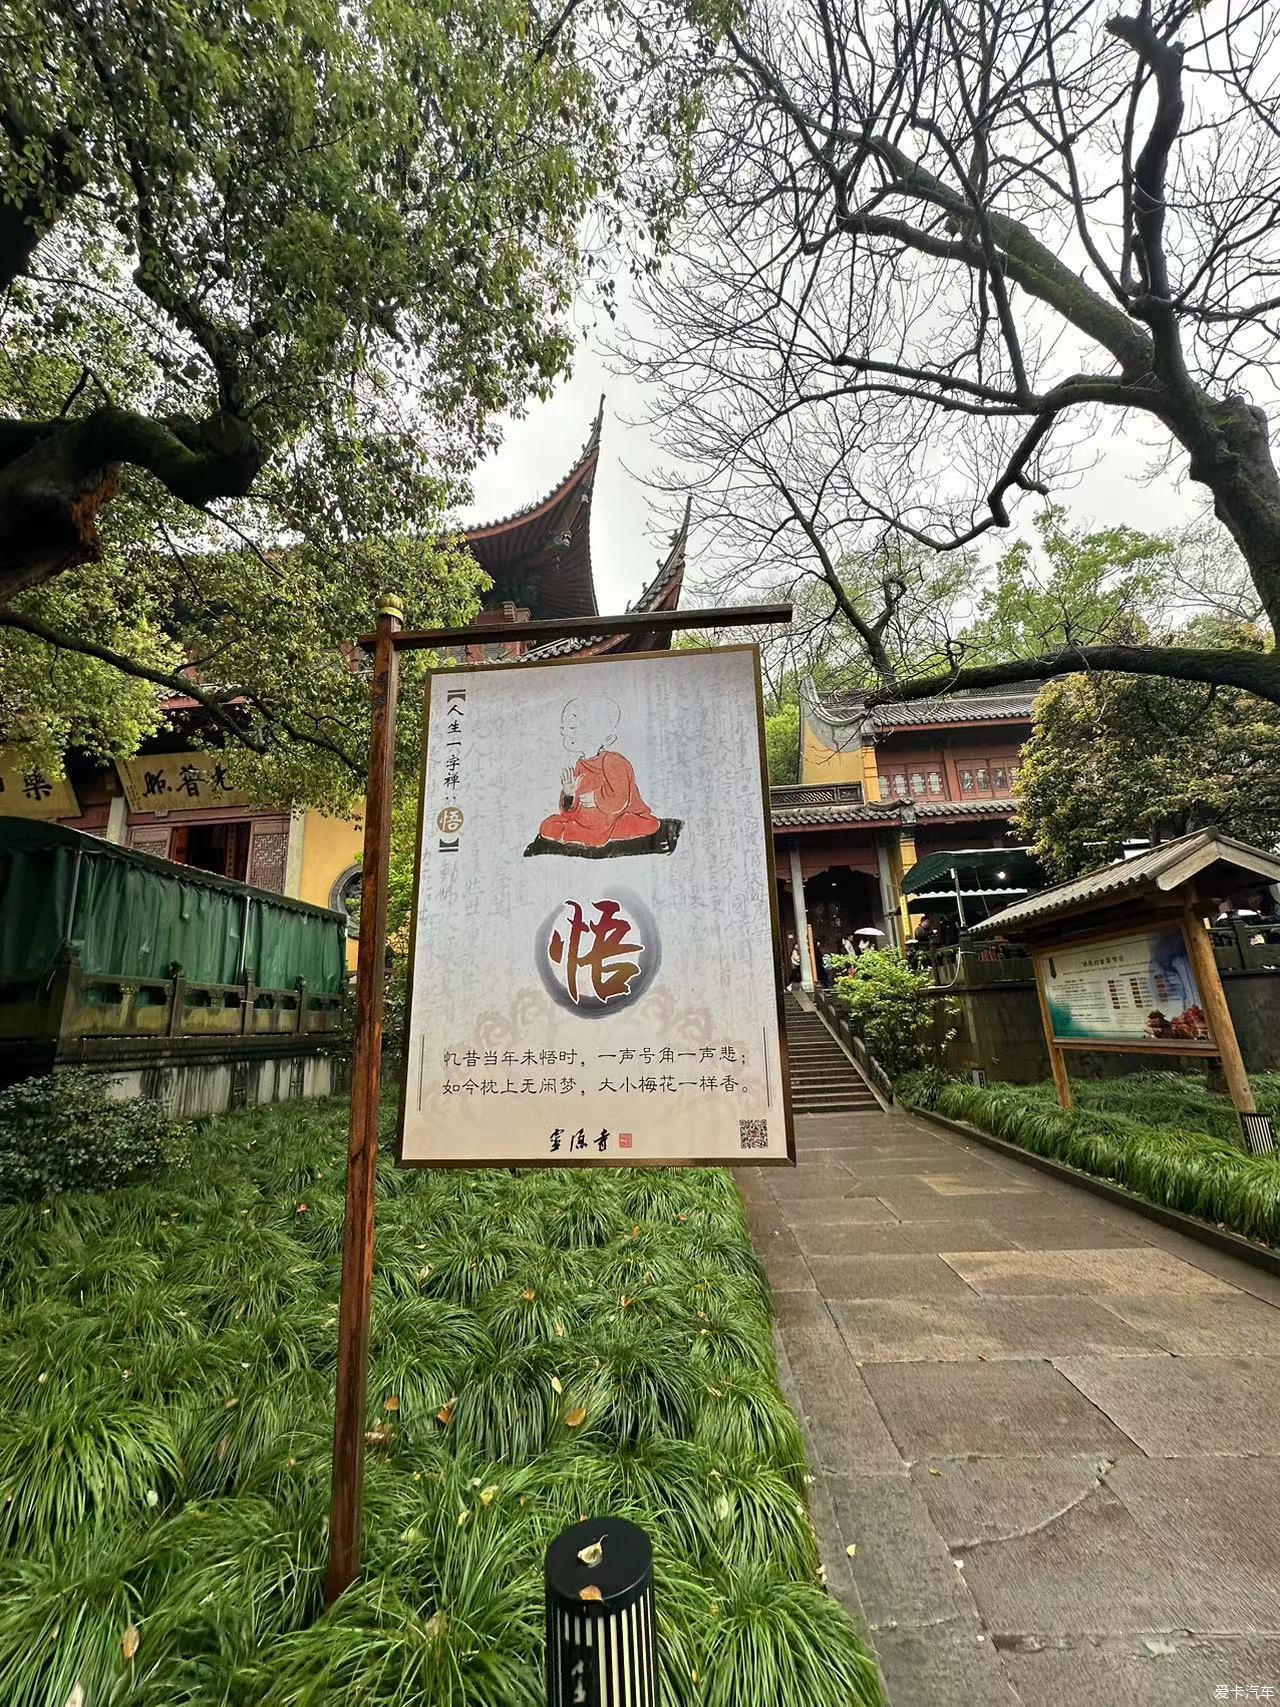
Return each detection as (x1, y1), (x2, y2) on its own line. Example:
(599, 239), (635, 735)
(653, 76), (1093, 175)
(460, 401), (603, 621)
(522, 497), (690, 661)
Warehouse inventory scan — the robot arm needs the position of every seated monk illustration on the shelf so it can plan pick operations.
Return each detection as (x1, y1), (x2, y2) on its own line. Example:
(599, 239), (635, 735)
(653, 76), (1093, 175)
(525, 695), (682, 860)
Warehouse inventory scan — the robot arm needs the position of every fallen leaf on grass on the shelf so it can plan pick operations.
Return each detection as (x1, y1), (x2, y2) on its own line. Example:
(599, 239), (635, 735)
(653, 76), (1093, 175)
(550, 1375), (563, 1395)
(121, 1626), (140, 1662)
(384, 1395), (400, 1413)
(522, 1287), (537, 1301)
(426, 1612), (448, 1640)
(437, 1400), (455, 1425)
(564, 1408), (587, 1429)
(579, 1586), (603, 1603)
(479, 1484), (499, 1507)
(553, 1320), (566, 1338)
(365, 1425), (395, 1447)
(713, 1495), (731, 1521)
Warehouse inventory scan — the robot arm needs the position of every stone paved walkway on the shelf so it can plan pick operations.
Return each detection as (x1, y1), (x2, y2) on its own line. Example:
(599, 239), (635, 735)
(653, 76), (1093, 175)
(740, 1103), (1280, 1707)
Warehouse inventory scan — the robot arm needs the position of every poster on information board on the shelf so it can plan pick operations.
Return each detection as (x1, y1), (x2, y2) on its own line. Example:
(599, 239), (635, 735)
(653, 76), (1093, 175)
(398, 645), (794, 1167)
(1036, 923), (1214, 1051)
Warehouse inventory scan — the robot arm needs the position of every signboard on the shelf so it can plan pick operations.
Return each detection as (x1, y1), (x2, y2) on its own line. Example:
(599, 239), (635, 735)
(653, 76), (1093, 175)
(1037, 924), (1213, 1050)
(0, 757), (78, 821)
(399, 646), (793, 1166)
(117, 752), (250, 813)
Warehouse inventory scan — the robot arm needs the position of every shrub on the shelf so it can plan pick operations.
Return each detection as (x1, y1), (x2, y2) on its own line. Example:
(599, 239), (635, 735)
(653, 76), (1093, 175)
(834, 949), (956, 1080)
(0, 1070), (188, 1204)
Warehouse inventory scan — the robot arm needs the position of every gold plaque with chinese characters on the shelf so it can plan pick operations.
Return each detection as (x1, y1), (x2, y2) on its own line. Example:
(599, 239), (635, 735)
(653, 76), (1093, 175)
(116, 753), (250, 813)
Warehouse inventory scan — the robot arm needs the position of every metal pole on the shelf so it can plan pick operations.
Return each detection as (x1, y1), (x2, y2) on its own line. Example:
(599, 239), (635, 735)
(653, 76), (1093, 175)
(546, 1517), (657, 1707)
(325, 595), (403, 1605)
(952, 865), (968, 929)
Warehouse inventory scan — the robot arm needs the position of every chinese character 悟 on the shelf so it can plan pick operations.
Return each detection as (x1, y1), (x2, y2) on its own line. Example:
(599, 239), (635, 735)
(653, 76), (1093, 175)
(547, 899), (644, 1006)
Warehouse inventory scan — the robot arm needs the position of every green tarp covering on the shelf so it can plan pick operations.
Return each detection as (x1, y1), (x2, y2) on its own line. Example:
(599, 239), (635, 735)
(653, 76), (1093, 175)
(901, 846), (1043, 897)
(0, 818), (346, 992)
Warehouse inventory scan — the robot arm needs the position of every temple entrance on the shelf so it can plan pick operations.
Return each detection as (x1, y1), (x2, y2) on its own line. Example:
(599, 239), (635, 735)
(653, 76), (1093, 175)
(170, 819), (251, 881)
(803, 867), (882, 973)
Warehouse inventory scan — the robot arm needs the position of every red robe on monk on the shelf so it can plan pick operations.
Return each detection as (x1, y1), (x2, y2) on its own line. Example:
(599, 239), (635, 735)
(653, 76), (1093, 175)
(539, 749), (660, 847)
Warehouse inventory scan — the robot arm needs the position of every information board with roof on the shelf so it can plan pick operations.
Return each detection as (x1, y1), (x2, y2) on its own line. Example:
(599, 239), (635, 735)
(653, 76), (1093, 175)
(970, 831), (1280, 1155)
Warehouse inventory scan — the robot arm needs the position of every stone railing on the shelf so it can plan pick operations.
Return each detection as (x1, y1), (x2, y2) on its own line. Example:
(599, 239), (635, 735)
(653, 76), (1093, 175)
(813, 986), (894, 1105)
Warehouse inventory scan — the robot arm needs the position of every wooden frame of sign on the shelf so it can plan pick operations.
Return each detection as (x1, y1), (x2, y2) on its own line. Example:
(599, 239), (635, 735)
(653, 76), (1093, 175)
(324, 599), (792, 1605)
(395, 644), (796, 1172)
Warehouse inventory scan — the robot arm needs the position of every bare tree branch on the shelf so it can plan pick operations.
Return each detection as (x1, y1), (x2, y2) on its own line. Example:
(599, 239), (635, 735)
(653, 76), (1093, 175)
(866, 641), (1280, 707)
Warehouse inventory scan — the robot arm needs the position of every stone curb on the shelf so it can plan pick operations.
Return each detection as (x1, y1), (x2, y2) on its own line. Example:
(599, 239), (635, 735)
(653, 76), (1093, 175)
(908, 1103), (1280, 1279)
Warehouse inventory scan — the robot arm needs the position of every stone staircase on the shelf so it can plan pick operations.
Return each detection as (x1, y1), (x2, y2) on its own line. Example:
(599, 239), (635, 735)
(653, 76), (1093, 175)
(785, 998), (881, 1116)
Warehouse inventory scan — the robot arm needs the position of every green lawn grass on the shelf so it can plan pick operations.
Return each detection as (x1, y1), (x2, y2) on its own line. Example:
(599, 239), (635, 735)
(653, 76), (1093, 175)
(905, 1071), (1280, 1246)
(0, 1097), (884, 1707)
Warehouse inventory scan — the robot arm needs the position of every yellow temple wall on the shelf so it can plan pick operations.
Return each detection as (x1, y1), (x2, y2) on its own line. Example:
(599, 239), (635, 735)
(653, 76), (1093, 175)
(296, 810), (363, 969)
(800, 721), (878, 796)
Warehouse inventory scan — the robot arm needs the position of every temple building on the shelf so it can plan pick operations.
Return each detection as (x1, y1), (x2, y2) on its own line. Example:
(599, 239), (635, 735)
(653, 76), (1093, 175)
(771, 678), (1042, 986)
(0, 408), (689, 962)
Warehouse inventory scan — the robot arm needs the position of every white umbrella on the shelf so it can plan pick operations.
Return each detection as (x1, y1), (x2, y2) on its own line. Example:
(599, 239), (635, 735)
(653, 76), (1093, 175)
(854, 927), (886, 938)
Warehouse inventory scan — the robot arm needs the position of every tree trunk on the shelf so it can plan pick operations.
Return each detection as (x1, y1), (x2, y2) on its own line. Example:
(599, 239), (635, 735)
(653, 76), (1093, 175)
(1173, 389), (1280, 636)
(0, 419), (119, 601)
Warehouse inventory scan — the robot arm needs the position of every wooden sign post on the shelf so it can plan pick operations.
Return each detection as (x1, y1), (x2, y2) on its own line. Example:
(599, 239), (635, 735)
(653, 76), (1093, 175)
(325, 596), (402, 1605)
(1180, 904), (1264, 1136)
(1030, 955), (1073, 1113)
(325, 599), (791, 1604)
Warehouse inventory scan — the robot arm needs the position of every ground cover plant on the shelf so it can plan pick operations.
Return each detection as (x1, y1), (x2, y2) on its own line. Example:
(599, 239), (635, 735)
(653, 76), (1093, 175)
(904, 1073), (1280, 1246)
(0, 1095), (883, 1707)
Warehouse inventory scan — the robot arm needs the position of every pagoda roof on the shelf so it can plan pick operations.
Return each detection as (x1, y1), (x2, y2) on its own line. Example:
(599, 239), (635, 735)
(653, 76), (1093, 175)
(523, 498), (690, 660)
(460, 401), (603, 621)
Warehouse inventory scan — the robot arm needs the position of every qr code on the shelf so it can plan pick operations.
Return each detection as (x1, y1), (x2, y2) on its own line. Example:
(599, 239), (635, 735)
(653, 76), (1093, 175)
(739, 1119), (769, 1150)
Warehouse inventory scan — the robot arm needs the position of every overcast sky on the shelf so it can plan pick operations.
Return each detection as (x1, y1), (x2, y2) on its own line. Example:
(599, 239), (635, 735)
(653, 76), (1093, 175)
(463, 312), (1204, 620)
